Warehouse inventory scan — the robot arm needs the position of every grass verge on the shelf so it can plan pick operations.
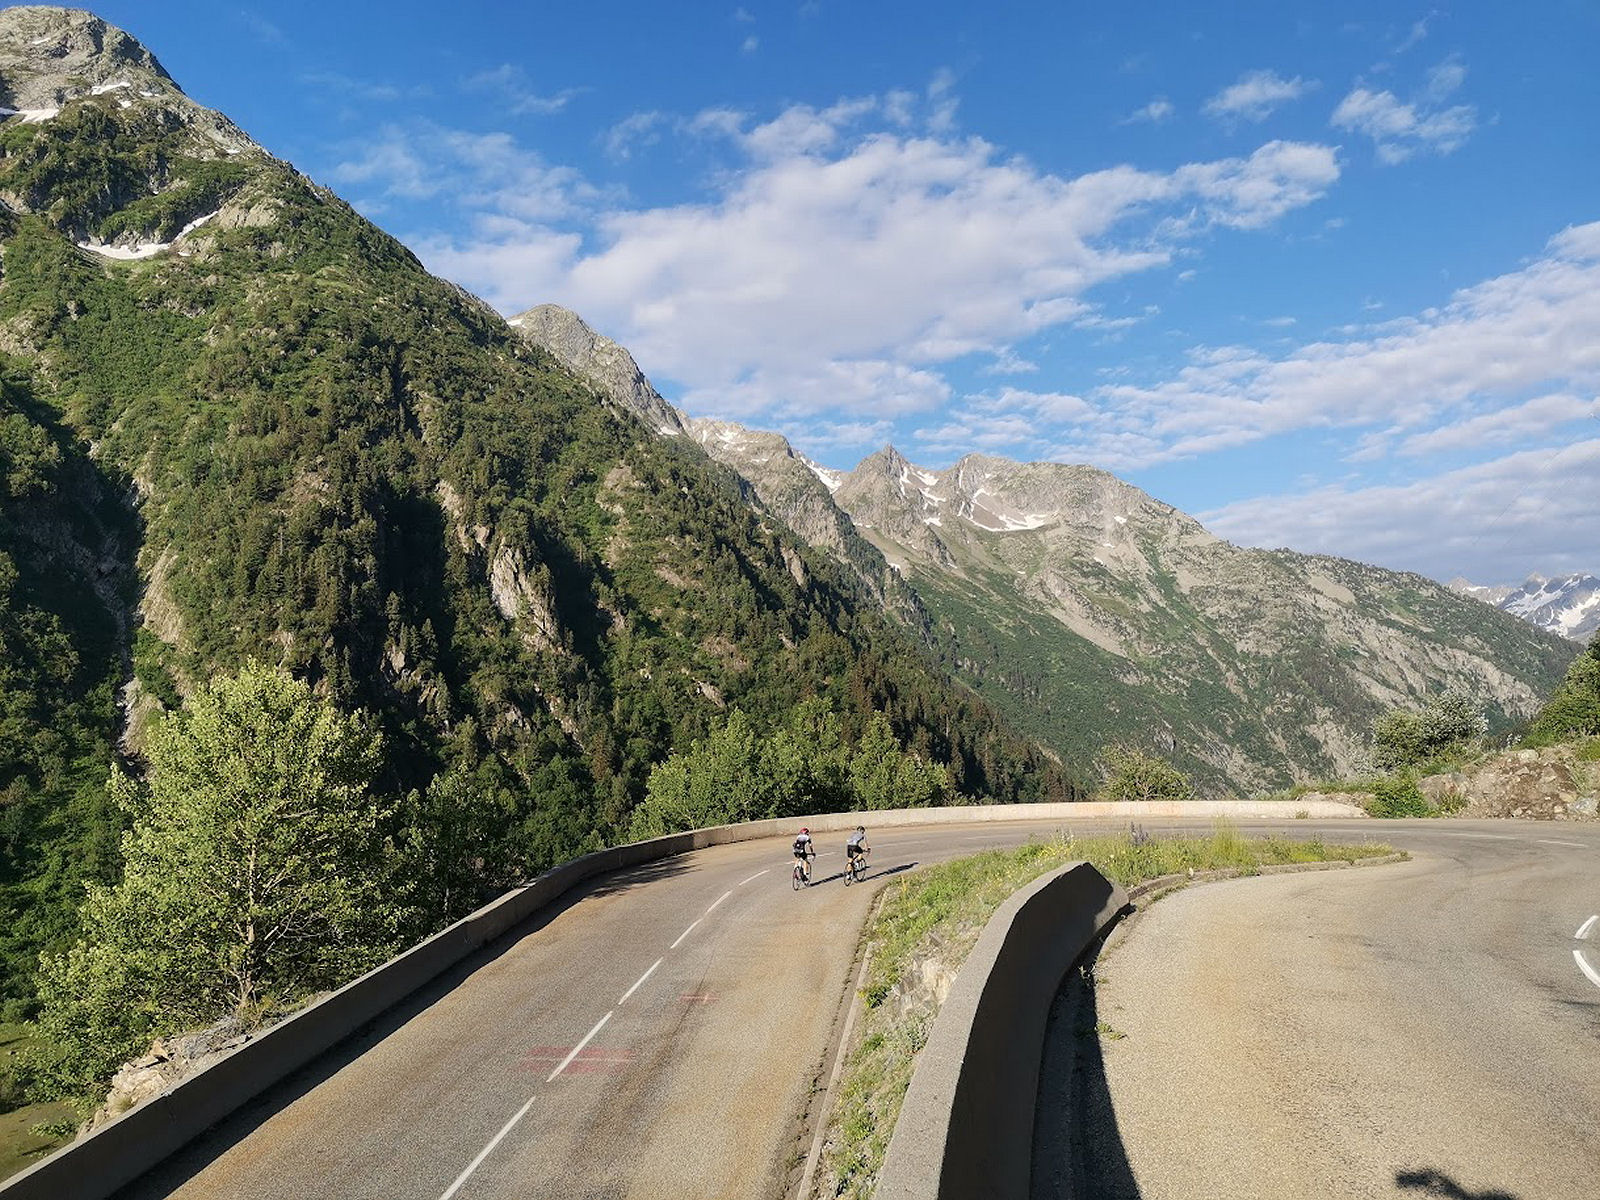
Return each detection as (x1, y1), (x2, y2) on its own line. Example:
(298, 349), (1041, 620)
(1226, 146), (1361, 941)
(811, 827), (1399, 1199)
(0, 1023), (74, 1182)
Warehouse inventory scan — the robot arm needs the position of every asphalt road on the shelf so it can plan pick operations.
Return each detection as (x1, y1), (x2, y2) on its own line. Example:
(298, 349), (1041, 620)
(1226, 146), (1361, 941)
(1041, 820), (1600, 1200)
(121, 815), (1141, 1200)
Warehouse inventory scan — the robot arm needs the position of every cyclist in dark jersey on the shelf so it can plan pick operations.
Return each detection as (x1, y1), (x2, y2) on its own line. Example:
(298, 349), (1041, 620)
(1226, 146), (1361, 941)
(793, 827), (815, 883)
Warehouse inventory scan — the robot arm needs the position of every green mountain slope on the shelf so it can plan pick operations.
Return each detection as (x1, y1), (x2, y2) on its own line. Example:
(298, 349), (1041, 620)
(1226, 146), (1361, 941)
(0, 8), (1062, 1012)
(676, 418), (1576, 796)
(838, 448), (1577, 794)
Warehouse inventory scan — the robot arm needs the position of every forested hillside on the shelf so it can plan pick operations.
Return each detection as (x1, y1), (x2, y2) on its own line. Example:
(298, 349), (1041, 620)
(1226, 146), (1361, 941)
(0, 8), (1063, 1018)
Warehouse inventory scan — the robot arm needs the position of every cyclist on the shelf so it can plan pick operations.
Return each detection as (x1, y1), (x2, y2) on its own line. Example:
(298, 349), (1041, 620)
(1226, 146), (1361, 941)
(845, 825), (870, 877)
(793, 827), (816, 884)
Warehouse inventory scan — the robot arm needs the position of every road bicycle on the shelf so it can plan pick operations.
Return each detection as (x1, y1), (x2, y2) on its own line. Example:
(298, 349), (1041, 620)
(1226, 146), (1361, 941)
(843, 851), (869, 886)
(792, 855), (814, 889)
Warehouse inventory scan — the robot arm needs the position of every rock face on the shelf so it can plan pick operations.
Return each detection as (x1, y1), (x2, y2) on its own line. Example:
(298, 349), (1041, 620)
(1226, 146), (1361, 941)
(685, 421), (931, 633)
(1420, 746), (1599, 821)
(508, 305), (687, 437)
(822, 446), (1577, 794)
(0, 5), (173, 109)
(87, 1018), (252, 1131)
(0, 7), (254, 152)
(511, 312), (931, 636)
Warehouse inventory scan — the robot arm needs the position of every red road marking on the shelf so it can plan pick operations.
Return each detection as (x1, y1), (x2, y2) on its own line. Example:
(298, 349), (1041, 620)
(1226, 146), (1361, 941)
(681, 992), (718, 1005)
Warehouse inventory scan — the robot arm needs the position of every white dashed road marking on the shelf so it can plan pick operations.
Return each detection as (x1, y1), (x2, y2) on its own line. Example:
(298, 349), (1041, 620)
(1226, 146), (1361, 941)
(1577, 915), (1598, 941)
(437, 1097), (535, 1200)
(618, 958), (662, 1006)
(548, 1011), (613, 1082)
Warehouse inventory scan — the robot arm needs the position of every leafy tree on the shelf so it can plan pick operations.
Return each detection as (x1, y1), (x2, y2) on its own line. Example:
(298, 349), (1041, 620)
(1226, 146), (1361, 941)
(1371, 689), (1487, 770)
(629, 706), (954, 838)
(1096, 744), (1193, 802)
(1528, 638), (1600, 741)
(847, 712), (954, 810)
(34, 664), (403, 1086)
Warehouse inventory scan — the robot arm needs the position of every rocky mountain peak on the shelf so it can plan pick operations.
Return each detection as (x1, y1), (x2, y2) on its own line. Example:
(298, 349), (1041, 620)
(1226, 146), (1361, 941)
(0, 7), (177, 112)
(509, 304), (687, 437)
(1453, 573), (1600, 643)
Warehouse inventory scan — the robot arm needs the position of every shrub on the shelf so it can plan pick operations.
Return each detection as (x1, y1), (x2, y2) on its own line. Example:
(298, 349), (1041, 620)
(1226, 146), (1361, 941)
(1528, 640), (1600, 743)
(1365, 774), (1432, 818)
(1372, 690), (1487, 770)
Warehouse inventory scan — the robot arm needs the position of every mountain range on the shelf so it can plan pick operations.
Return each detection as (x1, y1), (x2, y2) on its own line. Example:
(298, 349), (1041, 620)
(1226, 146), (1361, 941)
(1450, 575), (1600, 644)
(513, 305), (1577, 795)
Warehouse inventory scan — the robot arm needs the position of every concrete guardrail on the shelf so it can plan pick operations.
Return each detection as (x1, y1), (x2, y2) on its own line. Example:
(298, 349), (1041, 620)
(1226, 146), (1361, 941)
(875, 860), (1129, 1200)
(0, 798), (1352, 1198)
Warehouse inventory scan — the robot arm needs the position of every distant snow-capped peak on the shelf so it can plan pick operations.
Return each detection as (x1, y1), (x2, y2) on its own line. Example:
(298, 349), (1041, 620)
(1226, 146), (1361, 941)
(1451, 574), (1600, 643)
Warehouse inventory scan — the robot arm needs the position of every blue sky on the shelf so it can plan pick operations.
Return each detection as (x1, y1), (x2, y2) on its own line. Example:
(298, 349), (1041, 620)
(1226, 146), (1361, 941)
(91, 1), (1600, 585)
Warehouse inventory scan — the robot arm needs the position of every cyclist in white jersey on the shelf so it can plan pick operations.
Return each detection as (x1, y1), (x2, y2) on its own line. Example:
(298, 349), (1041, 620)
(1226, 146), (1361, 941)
(845, 825), (869, 870)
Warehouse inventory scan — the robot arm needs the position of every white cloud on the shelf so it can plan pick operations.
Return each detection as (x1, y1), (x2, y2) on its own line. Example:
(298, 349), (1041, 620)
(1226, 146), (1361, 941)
(741, 35), (760, 54)
(1396, 392), (1597, 456)
(332, 123), (603, 218)
(1065, 221), (1600, 469)
(1123, 97), (1174, 125)
(401, 95), (1336, 435)
(983, 348), (1039, 376)
(1201, 439), (1600, 582)
(301, 71), (408, 103)
(1393, 15), (1433, 55)
(1203, 70), (1314, 123)
(463, 64), (582, 117)
(911, 387), (1097, 459)
(1332, 60), (1475, 163)
(927, 68), (960, 133)
(603, 111), (666, 162)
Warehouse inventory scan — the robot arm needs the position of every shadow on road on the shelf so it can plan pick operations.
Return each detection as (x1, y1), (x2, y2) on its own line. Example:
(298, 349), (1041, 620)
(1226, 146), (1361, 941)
(871, 861), (918, 879)
(1031, 933), (1141, 1199)
(576, 852), (695, 900)
(1396, 1167), (1522, 1199)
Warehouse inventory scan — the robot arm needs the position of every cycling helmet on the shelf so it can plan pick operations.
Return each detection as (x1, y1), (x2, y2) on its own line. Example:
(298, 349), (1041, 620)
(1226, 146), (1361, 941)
(801, 827), (809, 834)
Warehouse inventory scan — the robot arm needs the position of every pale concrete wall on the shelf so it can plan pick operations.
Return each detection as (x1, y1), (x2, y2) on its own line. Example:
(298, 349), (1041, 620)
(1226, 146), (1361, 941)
(875, 862), (1128, 1200)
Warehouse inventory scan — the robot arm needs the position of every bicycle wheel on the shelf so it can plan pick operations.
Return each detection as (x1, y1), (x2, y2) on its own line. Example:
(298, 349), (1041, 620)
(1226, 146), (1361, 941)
(844, 859), (854, 886)
(792, 863), (803, 890)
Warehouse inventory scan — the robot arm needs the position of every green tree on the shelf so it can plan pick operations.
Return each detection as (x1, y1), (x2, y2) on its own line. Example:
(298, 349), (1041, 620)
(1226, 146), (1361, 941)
(1528, 638), (1600, 741)
(34, 663), (403, 1086)
(1371, 689), (1487, 770)
(848, 713), (905, 811)
(1097, 744), (1193, 802)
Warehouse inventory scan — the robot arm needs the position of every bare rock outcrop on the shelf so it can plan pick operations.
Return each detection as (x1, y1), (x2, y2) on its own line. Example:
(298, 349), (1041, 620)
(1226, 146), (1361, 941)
(86, 1018), (253, 1132)
(1420, 746), (1598, 820)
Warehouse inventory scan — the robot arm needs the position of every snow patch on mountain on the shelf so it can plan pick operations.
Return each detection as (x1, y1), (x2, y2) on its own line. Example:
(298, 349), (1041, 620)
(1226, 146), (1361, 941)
(1451, 574), (1600, 643)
